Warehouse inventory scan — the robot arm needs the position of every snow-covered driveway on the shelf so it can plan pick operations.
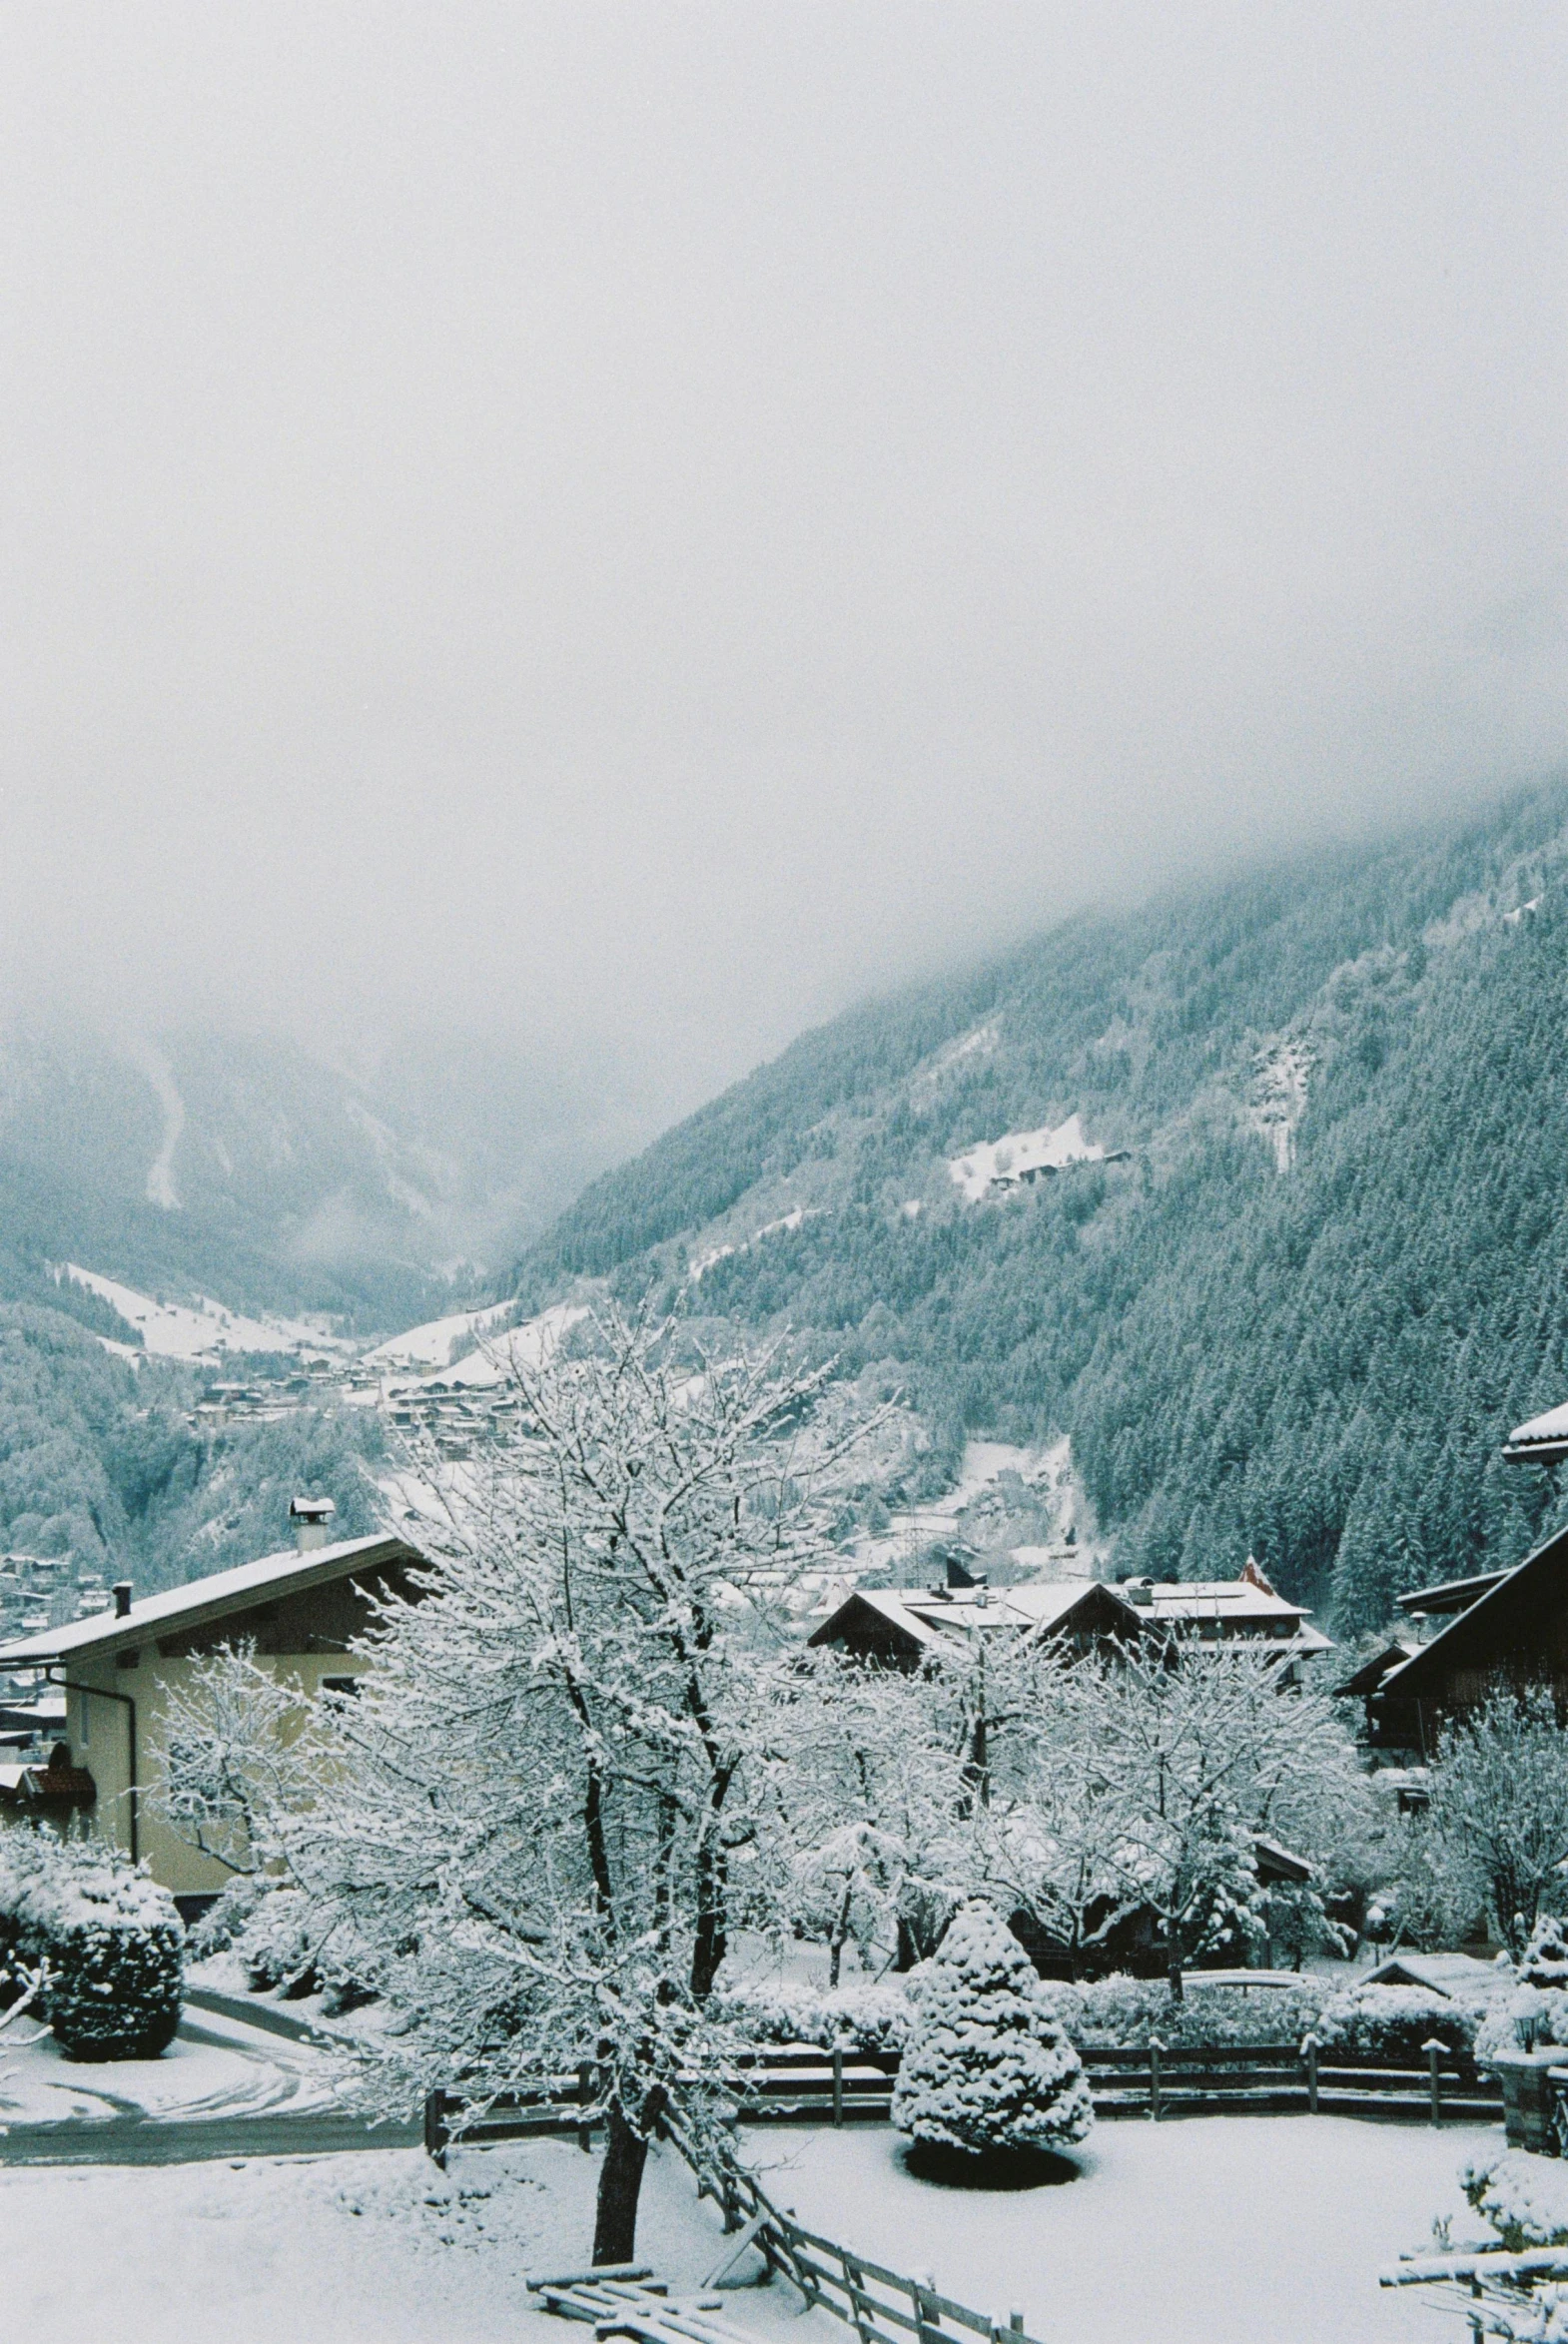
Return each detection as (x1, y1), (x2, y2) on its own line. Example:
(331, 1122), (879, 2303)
(0, 1999), (344, 2132)
(742, 2115), (1498, 2344)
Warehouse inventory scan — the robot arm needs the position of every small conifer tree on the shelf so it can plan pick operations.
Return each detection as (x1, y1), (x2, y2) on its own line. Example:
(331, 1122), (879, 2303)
(892, 1899), (1094, 2159)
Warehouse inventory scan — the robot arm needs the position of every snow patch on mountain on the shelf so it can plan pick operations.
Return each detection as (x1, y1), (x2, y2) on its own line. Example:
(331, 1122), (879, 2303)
(948, 1115), (1104, 1201)
(122, 1040), (186, 1209)
(55, 1265), (349, 1361)
(910, 1022), (1001, 1105)
(364, 1298), (519, 1370)
(413, 1301), (588, 1387)
(690, 1207), (817, 1279)
(1247, 1041), (1311, 1173)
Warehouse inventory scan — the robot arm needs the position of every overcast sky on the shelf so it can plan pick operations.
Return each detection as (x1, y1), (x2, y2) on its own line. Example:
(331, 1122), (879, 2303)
(2, 4), (1564, 1120)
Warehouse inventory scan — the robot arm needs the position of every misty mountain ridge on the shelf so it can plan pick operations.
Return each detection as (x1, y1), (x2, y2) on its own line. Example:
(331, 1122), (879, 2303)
(510, 782), (1568, 1636)
(0, 1018), (649, 1334)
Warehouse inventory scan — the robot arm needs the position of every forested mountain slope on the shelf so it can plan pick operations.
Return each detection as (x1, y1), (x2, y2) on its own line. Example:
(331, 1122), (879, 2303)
(513, 786), (1568, 1633)
(0, 1304), (383, 1597)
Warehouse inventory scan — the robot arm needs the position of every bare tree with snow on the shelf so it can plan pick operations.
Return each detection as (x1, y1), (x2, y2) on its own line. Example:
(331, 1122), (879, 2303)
(276, 1303), (881, 2262)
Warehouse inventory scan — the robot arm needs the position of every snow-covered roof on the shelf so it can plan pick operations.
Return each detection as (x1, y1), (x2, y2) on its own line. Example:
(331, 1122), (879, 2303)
(1505, 1398), (1568, 1462)
(813, 1572), (1332, 1657)
(1363, 1953), (1511, 2000)
(0, 1533), (423, 1670)
(1001, 1583), (1117, 1629)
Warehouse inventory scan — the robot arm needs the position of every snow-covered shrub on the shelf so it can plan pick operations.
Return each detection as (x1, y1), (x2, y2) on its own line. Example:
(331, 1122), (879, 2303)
(235, 1886), (319, 1993)
(892, 1900), (1094, 2160)
(713, 1978), (913, 2055)
(232, 1883), (381, 2011)
(1476, 1915), (1568, 2058)
(0, 1830), (183, 2060)
(1523, 1916), (1568, 1990)
(186, 1874), (271, 1961)
(1464, 2150), (1568, 2251)
(1315, 1982), (1478, 2065)
(1261, 1879), (1354, 1966)
(1047, 1971), (1332, 2049)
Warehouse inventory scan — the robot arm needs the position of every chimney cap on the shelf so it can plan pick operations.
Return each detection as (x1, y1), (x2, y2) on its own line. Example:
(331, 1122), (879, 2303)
(289, 1495), (336, 1525)
(112, 1580), (133, 1618)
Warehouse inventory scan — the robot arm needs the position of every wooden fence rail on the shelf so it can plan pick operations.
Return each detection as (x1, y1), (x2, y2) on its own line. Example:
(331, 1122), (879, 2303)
(425, 2038), (1500, 2161)
(655, 2093), (1050, 2344)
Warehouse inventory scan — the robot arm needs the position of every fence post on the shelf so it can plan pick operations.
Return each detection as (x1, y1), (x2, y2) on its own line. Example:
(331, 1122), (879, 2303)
(577, 2060), (595, 2152)
(1424, 2038), (1443, 2128)
(1304, 2034), (1318, 2115)
(1149, 2037), (1163, 2123)
(423, 2087), (450, 2169)
(832, 2045), (845, 2128)
(914, 2270), (942, 2344)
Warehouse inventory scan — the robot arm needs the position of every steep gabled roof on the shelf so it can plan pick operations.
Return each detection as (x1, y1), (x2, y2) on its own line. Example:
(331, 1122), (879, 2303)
(1378, 1519), (1568, 1705)
(808, 1578), (1143, 1655)
(1333, 1640), (1420, 1698)
(0, 1533), (425, 1671)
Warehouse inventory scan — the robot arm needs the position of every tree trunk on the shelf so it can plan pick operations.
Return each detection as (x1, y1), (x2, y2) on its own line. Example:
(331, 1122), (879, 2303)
(592, 2086), (667, 2266)
(1167, 1956), (1184, 2001)
(828, 1882), (853, 1989)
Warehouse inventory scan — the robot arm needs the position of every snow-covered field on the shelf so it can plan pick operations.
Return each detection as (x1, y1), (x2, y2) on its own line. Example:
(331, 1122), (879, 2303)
(742, 2116), (1494, 2344)
(0, 2134), (831, 2344)
(364, 1299), (521, 1370)
(57, 1264), (351, 1362)
(948, 1115), (1104, 1201)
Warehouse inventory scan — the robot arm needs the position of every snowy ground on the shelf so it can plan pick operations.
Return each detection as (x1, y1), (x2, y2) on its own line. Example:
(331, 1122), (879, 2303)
(57, 1262), (352, 1361)
(0, 2133), (833, 2344)
(0, 2002), (344, 2127)
(740, 2115), (1497, 2344)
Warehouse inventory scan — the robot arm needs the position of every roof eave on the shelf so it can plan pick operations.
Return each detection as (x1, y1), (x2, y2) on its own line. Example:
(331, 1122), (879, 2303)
(0, 1533), (421, 1671)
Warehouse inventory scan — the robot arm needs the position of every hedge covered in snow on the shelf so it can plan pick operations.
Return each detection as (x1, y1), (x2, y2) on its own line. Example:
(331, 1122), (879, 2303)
(222, 1882), (382, 2014)
(1314, 1981), (1482, 2065)
(713, 1977), (914, 2054)
(1047, 1971), (1333, 2049)
(0, 1830), (183, 2061)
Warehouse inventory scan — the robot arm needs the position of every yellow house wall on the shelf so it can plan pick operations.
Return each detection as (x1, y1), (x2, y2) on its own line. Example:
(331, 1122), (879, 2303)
(0, 1549), (417, 1900)
(61, 1648), (357, 1899)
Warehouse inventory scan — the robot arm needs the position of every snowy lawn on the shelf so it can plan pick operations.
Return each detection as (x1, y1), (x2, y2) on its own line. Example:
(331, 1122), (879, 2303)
(741, 2115), (1499, 2344)
(0, 2133), (835, 2344)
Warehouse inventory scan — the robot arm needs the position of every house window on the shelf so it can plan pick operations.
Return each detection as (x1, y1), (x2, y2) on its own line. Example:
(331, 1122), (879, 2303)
(320, 1675), (360, 1699)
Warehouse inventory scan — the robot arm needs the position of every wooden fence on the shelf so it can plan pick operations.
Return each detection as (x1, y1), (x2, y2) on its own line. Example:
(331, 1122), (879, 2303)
(425, 2037), (1500, 2160)
(656, 2092), (1052, 2344)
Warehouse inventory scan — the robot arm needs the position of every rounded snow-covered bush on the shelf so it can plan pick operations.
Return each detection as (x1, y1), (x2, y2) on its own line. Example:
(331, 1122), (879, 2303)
(232, 1884), (382, 2012)
(0, 1832), (184, 2061)
(236, 1886), (318, 1993)
(1463, 2150), (1568, 2251)
(892, 1900), (1094, 2162)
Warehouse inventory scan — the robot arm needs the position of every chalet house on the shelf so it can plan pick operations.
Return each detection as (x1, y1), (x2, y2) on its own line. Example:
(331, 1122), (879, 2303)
(1352, 1518), (1568, 1758)
(0, 1512), (426, 1916)
(810, 1559), (1329, 1679)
